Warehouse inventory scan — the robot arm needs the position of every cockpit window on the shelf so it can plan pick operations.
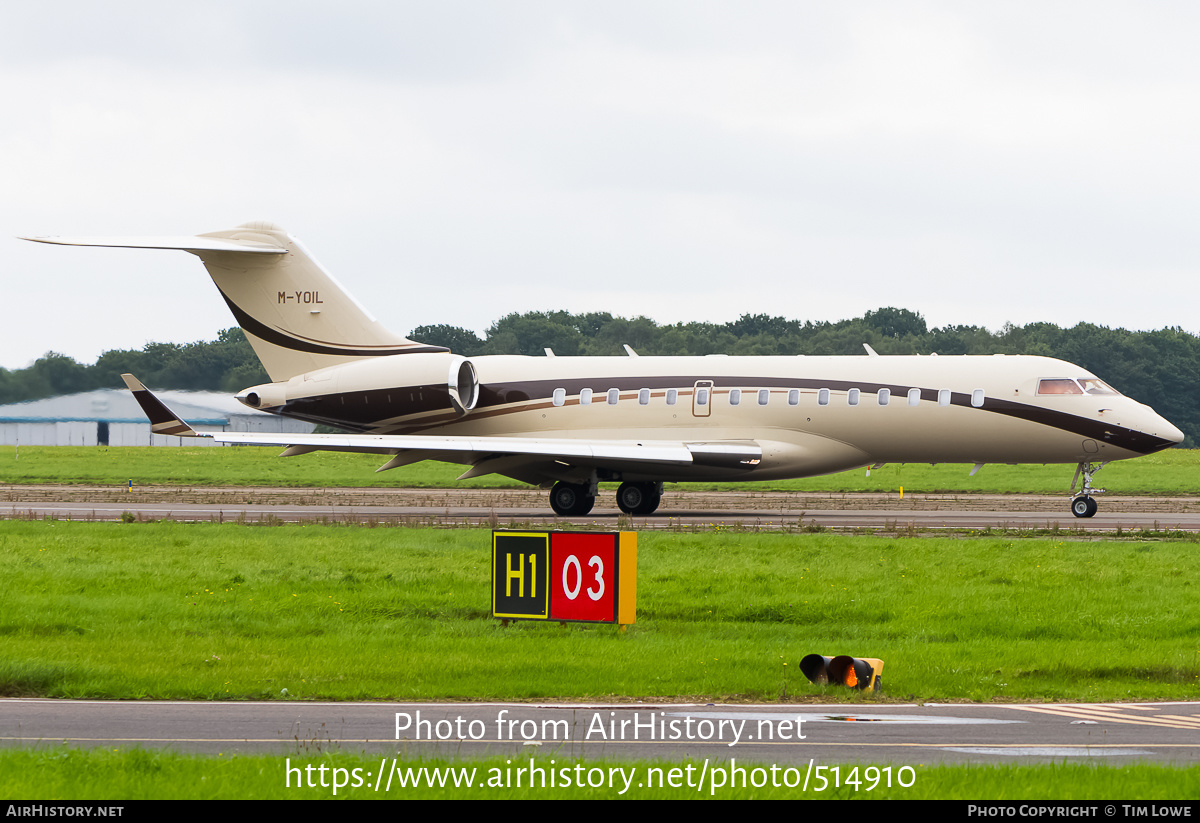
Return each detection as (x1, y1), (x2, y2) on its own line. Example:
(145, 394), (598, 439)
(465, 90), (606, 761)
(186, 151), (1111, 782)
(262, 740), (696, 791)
(1037, 378), (1121, 396)
(1038, 379), (1083, 395)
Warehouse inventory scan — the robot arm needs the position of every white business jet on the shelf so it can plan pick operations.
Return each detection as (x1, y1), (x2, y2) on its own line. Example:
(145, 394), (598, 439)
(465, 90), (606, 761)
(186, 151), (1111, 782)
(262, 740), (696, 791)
(24, 222), (1184, 517)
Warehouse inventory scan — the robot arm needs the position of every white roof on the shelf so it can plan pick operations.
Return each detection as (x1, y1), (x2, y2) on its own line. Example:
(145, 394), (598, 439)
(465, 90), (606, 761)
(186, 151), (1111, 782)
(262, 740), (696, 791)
(0, 388), (268, 424)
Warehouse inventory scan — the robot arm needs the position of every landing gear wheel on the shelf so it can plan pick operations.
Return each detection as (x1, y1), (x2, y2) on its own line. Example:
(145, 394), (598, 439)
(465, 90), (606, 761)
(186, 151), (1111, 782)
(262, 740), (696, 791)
(1069, 461), (1107, 519)
(616, 482), (662, 515)
(549, 482), (595, 516)
(1071, 495), (1098, 518)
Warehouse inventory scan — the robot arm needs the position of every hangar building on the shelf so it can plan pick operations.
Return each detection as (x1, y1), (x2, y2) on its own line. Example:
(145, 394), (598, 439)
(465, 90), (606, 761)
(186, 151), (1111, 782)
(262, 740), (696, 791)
(0, 389), (315, 446)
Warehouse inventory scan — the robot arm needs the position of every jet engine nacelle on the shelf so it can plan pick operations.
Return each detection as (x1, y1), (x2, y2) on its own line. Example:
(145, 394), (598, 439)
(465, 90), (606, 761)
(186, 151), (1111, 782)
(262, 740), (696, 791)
(446, 356), (480, 415)
(236, 353), (480, 417)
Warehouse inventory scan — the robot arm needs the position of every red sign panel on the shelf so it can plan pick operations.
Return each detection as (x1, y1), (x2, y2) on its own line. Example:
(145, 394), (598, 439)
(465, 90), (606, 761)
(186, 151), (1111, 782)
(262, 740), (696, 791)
(550, 532), (617, 622)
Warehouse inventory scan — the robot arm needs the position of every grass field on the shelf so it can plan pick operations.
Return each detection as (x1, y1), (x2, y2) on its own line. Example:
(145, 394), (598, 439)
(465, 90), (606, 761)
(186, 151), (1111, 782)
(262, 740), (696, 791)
(2, 445), (1199, 495)
(4, 520), (1198, 702)
(1, 749), (1196, 800)
(5, 518), (1199, 801)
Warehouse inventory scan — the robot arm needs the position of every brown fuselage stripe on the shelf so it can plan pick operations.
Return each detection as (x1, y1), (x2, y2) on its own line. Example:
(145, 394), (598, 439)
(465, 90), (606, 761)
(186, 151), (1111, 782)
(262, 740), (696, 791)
(262, 375), (1174, 455)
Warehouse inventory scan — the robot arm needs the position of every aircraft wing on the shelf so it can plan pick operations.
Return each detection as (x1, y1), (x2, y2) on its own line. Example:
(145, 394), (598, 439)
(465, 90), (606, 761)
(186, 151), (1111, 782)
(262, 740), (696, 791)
(209, 430), (758, 467)
(120, 374), (761, 482)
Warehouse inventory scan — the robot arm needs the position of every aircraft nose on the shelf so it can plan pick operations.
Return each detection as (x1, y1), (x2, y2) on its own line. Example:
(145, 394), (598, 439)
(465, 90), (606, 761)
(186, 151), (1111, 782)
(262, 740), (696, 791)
(1160, 418), (1186, 446)
(1138, 408), (1185, 450)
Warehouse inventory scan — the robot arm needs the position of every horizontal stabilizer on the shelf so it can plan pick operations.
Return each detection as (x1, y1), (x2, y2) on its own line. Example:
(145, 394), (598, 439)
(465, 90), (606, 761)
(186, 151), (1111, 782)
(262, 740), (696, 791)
(120, 374), (200, 437)
(24, 221), (441, 383)
(21, 235), (286, 255)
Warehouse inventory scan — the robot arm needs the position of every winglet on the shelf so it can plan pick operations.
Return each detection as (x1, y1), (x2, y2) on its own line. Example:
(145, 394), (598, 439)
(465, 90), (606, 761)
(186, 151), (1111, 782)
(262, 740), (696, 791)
(120, 374), (200, 437)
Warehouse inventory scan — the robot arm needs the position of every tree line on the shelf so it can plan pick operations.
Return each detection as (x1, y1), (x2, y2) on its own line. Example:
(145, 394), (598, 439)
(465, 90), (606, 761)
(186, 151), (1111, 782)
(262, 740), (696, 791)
(4, 309), (1196, 445)
(0, 327), (268, 405)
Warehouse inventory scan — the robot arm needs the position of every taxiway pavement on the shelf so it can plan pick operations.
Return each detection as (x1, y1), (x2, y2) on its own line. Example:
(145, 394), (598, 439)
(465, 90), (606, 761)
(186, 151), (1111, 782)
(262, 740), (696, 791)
(4, 486), (1199, 532)
(4, 699), (1198, 766)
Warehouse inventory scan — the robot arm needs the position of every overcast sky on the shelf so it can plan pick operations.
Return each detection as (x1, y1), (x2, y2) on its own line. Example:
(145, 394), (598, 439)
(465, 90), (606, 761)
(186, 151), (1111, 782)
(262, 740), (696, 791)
(3, 1), (1199, 370)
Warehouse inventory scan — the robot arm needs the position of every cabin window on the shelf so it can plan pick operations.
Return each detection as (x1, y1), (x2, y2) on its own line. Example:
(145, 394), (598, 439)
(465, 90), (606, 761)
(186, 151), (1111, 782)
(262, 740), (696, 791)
(971, 389), (985, 407)
(696, 388), (709, 406)
(818, 388), (830, 406)
(938, 389), (950, 406)
(552, 388), (566, 407)
(638, 388), (650, 405)
(787, 389), (799, 406)
(729, 389), (741, 406)
(666, 389), (677, 405)
(607, 388), (620, 405)
(848, 388), (860, 406)
(907, 388), (921, 406)
(878, 388), (890, 406)
(579, 388), (592, 405)
(757, 389), (769, 406)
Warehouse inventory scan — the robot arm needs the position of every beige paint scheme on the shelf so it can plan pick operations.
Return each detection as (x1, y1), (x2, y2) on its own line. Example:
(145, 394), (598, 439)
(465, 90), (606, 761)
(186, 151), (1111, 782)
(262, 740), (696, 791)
(229, 349), (1180, 483)
(26, 223), (1184, 501)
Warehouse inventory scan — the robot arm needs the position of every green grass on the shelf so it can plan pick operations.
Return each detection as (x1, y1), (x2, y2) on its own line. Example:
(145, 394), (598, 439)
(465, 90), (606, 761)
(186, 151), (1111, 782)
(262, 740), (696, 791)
(5, 520), (1199, 801)
(0, 748), (1197, 799)
(2, 445), (1199, 495)
(2, 521), (1199, 702)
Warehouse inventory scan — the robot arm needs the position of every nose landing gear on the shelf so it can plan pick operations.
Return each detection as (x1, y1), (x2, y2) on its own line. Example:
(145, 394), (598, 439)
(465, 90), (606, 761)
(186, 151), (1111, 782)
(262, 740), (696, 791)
(1069, 461), (1108, 518)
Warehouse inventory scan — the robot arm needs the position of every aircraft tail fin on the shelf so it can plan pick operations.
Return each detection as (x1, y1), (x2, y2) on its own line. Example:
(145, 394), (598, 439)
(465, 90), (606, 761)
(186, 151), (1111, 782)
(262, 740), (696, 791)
(25, 222), (447, 381)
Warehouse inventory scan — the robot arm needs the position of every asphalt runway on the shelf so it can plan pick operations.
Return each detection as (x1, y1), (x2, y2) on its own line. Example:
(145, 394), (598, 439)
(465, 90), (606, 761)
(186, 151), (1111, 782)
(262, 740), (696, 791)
(4, 699), (1198, 766)
(5, 485), (1200, 532)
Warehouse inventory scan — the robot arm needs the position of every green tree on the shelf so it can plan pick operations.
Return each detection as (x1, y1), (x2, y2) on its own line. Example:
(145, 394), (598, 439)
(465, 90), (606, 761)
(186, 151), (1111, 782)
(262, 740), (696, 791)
(862, 307), (927, 339)
(409, 324), (484, 355)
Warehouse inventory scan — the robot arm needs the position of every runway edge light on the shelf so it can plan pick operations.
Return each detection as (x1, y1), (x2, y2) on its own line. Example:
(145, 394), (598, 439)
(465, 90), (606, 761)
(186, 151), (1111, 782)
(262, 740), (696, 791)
(800, 654), (884, 691)
(799, 654), (834, 684)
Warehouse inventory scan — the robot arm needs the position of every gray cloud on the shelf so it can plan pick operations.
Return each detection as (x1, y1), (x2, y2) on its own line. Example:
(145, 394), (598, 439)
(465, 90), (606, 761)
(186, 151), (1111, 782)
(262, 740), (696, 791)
(4, 2), (1199, 369)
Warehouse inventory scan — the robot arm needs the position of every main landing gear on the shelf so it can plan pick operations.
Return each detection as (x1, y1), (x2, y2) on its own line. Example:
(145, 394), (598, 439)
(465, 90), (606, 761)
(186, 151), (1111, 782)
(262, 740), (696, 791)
(616, 482), (663, 516)
(547, 480), (664, 516)
(1069, 461), (1108, 518)
(549, 481), (596, 516)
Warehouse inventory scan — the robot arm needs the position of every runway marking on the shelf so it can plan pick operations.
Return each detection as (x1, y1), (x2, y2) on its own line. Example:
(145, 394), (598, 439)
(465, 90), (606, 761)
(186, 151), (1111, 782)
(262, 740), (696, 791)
(940, 747), (1153, 757)
(1002, 704), (1200, 730)
(1159, 714), (1200, 724)
(664, 710), (1020, 726)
